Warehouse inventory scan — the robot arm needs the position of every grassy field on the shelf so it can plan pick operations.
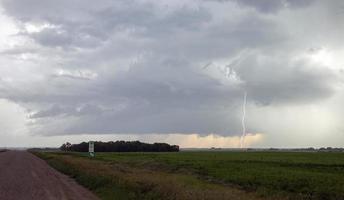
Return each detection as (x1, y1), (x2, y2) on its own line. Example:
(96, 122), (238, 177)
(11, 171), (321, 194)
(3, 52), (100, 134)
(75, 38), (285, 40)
(34, 151), (344, 200)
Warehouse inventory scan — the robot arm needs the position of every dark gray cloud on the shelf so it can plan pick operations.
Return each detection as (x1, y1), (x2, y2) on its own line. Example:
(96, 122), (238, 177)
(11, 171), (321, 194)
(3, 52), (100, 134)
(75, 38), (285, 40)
(207, 0), (315, 13)
(234, 0), (314, 13)
(236, 53), (339, 105)
(0, 0), (343, 137)
(1, 0), (212, 49)
(30, 104), (105, 118)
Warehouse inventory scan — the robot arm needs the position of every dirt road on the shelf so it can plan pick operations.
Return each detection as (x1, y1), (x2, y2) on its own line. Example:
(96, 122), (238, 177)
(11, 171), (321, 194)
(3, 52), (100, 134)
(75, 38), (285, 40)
(0, 150), (99, 200)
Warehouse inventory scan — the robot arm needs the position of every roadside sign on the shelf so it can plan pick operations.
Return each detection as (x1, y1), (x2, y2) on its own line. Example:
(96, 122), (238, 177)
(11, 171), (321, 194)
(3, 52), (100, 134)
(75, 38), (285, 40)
(89, 141), (95, 157)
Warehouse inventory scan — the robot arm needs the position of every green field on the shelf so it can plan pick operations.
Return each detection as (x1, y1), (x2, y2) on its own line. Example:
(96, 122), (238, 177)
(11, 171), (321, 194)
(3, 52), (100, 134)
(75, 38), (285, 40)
(34, 151), (344, 200)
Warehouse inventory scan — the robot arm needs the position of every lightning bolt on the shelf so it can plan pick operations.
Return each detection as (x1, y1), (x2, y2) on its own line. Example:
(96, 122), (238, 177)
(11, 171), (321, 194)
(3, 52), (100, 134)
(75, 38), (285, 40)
(240, 91), (247, 148)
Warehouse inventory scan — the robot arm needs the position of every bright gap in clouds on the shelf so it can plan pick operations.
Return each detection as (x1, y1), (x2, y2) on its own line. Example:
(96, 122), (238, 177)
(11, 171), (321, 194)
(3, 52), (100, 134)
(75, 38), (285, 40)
(24, 23), (56, 34)
(0, 9), (18, 48)
(308, 48), (336, 68)
(0, 99), (28, 141)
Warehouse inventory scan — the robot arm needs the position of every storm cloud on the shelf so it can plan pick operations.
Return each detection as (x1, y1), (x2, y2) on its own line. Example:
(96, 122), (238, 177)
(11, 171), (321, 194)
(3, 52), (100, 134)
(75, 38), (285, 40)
(0, 0), (343, 147)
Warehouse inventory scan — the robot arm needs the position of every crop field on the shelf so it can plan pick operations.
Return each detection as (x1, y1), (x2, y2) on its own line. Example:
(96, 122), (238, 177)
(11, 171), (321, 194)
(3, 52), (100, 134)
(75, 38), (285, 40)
(34, 151), (344, 200)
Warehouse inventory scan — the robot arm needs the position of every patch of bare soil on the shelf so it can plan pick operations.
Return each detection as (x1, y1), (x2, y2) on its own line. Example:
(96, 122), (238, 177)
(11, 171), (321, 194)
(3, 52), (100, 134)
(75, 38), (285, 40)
(0, 151), (99, 200)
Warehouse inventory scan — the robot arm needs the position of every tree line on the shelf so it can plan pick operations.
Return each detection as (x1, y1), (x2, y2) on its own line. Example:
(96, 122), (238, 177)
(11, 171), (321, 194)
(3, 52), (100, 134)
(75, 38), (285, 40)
(60, 141), (179, 152)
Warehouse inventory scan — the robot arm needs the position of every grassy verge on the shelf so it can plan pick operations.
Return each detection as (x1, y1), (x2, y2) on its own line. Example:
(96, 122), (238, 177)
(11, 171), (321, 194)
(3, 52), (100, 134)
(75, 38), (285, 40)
(34, 152), (148, 199)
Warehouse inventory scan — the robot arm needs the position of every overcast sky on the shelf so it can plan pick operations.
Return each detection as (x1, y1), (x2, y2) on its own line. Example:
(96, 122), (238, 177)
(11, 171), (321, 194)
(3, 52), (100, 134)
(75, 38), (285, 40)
(0, 0), (344, 148)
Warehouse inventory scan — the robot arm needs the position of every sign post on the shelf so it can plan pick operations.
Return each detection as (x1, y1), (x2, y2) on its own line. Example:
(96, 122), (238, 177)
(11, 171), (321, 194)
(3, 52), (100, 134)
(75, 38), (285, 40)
(89, 141), (95, 157)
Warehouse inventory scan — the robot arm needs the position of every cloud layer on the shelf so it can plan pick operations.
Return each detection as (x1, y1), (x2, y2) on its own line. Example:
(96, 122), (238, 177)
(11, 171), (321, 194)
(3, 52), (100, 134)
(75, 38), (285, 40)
(0, 0), (343, 147)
